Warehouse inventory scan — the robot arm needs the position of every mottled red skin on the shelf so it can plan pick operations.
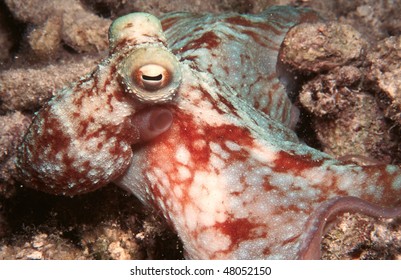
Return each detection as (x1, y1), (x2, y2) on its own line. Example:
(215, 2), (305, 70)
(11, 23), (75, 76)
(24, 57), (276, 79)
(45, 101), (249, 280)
(17, 7), (401, 259)
(119, 69), (401, 259)
(116, 9), (401, 259)
(16, 16), (175, 196)
(17, 85), (136, 195)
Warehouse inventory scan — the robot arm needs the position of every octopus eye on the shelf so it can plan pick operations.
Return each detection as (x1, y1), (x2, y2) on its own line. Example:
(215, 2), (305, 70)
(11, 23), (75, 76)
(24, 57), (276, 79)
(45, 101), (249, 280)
(119, 46), (182, 103)
(138, 64), (167, 91)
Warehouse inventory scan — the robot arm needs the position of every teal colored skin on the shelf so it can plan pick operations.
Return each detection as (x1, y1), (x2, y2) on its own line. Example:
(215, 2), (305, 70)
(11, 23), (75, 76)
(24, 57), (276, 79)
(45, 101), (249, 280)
(18, 7), (401, 259)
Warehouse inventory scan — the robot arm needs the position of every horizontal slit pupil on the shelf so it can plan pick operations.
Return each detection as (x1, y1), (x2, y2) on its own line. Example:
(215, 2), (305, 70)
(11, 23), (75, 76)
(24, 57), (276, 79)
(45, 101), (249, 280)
(142, 74), (163, 81)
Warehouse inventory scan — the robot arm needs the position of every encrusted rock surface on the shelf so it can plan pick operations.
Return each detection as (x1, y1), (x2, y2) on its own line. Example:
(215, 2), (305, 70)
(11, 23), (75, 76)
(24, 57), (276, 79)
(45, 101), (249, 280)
(5, 0), (111, 56)
(322, 213), (401, 260)
(281, 21), (400, 163)
(367, 36), (401, 126)
(0, 111), (31, 194)
(0, 55), (100, 113)
(280, 22), (368, 73)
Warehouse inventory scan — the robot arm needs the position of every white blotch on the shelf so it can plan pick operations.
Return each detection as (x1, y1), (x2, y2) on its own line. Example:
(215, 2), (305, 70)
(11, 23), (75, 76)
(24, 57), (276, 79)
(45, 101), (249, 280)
(221, 162), (245, 193)
(115, 156), (126, 167)
(146, 171), (157, 186)
(300, 167), (331, 187)
(40, 162), (65, 174)
(366, 184), (383, 200)
(234, 238), (268, 259)
(198, 211), (217, 227)
(249, 141), (278, 164)
(386, 165), (398, 175)
(55, 152), (63, 161)
(225, 140), (241, 151)
(188, 88), (202, 100)
(177, 166), (191, 181)
(245, 167), (272, 188)
(180, 79), (232, 127)
(209, 142), (230, 159)
(292, 176), (309, 190)
(297, 202), (308, 210)
(121, 144), (129, 152)
(152, 167), (171, 189)
(197, 228), (231, 253)
(184, 204), (198, 231)
(193, 139), (207, 150)
(173, 185), (183, 199)
(210, 154), (226, 170)
(392, 174), (401, 190)
(269, 172), (295, 190)
(85, 137), (100, 152)
(105, 165), (114, 178)
(188, 171), (228, 226)
(175, 145), (191, 165)
(336, 170), (366, 196)
(228, 196), (247, 219)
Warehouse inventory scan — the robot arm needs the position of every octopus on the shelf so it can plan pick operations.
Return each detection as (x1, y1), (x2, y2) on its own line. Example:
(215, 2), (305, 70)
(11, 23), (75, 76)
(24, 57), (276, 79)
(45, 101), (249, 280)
(16, 6), (401, 259)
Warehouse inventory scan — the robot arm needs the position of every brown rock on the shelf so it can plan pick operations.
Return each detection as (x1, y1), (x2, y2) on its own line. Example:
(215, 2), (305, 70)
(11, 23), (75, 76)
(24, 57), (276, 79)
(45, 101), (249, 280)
(367, 36), (401, 125)
(280, 22), (368, 73)
(0, 55), (100, 113)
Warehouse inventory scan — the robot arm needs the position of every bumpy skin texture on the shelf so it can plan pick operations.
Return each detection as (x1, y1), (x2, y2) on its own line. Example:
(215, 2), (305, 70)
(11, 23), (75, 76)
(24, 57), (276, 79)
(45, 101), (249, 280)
(17, 13), (175, 195)
(17, 6), (401, 259)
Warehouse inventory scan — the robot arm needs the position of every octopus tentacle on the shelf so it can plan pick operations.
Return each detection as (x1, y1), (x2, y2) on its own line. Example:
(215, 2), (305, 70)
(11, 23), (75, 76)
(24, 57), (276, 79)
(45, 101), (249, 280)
(299, 197), (401, 259)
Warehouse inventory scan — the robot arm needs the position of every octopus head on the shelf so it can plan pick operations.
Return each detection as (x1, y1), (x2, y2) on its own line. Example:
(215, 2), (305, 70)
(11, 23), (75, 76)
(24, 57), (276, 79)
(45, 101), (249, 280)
(16, 13), (181, 195)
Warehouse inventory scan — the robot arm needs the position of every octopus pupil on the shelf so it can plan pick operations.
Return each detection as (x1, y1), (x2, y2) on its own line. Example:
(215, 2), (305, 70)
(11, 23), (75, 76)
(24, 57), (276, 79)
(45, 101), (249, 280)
(142, 74), (163, 81)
